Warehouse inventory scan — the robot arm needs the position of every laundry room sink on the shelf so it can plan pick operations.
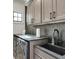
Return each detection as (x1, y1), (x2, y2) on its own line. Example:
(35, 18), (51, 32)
(40, 44), (65, 55)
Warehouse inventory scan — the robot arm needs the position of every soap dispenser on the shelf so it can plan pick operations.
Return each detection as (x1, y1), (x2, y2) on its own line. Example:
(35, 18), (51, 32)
(36, 28), (40, 37)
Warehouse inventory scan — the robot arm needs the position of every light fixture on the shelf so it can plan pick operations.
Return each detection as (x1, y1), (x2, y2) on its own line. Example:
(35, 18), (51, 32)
(24, 0), (32, 3)
(24, 0), (33, 6)
(24, 0), (29, 3)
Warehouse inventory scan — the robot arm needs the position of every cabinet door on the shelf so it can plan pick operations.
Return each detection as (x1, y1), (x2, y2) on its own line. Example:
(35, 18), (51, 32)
(27, 1), (34, 25)
(42, 53), (56, 59)
(27, 5), (31, 25)
(35, 47), (56, 59)
(34, 53), (42, 59)
(42, 0), (53, 23)
(56, 0), (65, 21)
(33, 0), (42, 24)
(30, 1), (35, 24)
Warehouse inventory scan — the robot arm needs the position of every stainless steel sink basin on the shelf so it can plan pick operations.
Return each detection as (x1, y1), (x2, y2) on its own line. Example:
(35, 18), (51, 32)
(40, 44), (65, 55)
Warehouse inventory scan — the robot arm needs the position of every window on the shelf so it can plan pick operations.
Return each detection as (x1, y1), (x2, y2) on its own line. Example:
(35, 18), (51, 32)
(13, 12), (22, 22)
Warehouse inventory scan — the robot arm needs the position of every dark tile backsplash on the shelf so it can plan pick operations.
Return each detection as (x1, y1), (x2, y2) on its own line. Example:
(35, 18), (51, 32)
(27, 22), (65, 47)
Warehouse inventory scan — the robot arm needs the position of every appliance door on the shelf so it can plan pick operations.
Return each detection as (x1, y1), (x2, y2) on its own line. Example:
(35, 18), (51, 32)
(17, 38), (28, 59)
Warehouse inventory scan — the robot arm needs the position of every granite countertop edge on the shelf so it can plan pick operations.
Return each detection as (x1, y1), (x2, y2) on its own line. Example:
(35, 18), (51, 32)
(14, 34), (48, 42)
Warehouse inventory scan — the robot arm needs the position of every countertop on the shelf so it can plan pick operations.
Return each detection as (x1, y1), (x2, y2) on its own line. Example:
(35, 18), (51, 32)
(14, 34), (48, 42)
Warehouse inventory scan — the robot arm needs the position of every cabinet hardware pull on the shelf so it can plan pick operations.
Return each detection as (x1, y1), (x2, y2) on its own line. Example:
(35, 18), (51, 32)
(52, 11), (56, 18)
(31, 18), (34, 23)
(50, 12), (52, 19)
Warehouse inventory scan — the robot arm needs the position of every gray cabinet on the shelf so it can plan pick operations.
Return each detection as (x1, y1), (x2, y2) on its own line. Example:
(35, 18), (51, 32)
(27, 0), (65, 25)
(27, 5), (31, 25)
(33, 0), (42, 24)
(30, 39), (48, 59)
(27, 1), (34, 25)
(42, 0), (54, 23)
(34, 47), (56, 59)
(42, 0), (65, 23)
(34, 54), (42, 59)
(55, 0), (65, 21)
(27, 0), (42, 25)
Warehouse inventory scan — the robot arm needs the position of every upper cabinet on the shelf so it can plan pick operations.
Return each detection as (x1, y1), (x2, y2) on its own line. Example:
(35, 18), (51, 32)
(42, 0), (53, 23)
(42, 0), (65, 23)
(27, 1), (34, 25)
(33, 0), (42, 24)
(56, 0), (65, 21)
(27, 0), (42, 25)
(27, 0), (65, 25)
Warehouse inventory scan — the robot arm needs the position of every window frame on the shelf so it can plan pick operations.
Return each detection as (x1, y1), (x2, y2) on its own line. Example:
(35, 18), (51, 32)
(13, 11), (22, 22)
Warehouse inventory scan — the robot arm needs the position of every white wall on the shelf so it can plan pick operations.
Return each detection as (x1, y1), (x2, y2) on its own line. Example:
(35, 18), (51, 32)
(13, 0), (25, 34)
